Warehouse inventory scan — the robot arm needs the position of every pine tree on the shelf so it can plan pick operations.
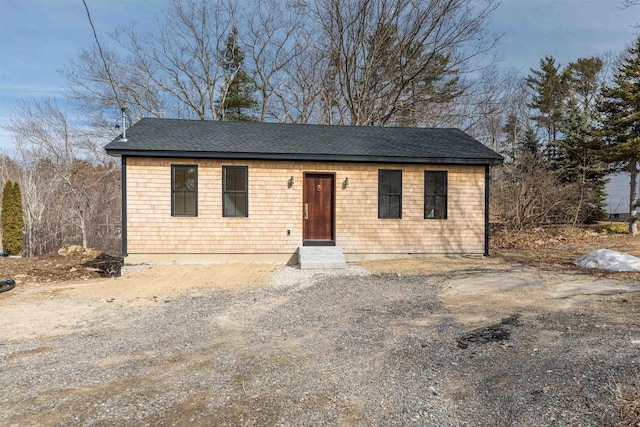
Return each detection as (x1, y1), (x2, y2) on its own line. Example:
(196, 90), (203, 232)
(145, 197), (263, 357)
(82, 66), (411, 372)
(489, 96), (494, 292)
(519, 125), (540, 156)
(599, 36), (640, 234)
(557, 56), (605, 186)
(1, 180), (24, 255)
(566, 57), (603, 114)
(526, 56), (568, 153)
(501, 113), (520, 158)
(218, 27), (258, 122)
(557, 98), (607, 223)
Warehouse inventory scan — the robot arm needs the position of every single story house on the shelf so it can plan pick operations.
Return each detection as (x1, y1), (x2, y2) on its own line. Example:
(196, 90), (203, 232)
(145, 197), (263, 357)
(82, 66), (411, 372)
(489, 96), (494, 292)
(608, 212), (632, 223)
(105, 118), (503, 264)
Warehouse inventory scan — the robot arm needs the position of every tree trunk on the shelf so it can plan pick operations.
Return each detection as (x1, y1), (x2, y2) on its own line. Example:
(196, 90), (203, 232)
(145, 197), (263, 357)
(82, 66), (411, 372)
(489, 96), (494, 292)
(80, 211), (88, 249)
(573, 168), (586, 226)
(629, 157), (638, 235)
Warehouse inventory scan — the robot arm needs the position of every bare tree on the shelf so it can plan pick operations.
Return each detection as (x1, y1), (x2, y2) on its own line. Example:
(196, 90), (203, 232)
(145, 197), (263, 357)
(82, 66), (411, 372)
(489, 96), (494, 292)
(0, 152), (21, 185)
(65, 0), (499, 128)
(491, 152), (581, 231)
(298, 0), (500, 126)
(240, 0), (307, 122)
(273, 46), (328, 124)
(6, 99), (120, 252)
(456, 67), (531, 157)
(621, 0), (640, 8)
(65, 0), (237, 122)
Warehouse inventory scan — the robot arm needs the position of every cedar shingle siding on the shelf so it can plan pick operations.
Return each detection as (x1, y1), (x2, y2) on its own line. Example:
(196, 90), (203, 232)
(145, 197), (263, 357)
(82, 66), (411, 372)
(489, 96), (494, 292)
(125, 158), (485, 255)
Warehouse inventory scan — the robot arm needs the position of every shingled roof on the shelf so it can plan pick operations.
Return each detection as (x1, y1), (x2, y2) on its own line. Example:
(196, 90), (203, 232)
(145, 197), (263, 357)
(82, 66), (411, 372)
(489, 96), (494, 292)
(105, 118), (503, 165)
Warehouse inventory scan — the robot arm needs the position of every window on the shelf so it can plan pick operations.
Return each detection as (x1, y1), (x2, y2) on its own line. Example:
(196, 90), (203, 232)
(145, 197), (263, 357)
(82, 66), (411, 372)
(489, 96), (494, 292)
(223, 166), (248, 217)
(425, 171), (447, 219)
(172, 165), (197, 216)
(378, 169), (402, 219)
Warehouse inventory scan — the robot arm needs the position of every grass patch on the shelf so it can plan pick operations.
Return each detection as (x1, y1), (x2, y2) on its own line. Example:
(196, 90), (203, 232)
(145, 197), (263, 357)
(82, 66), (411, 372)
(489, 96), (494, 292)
(595, 223), (630, 234)
(490, 225), (640, 282)
(605, 379), (640, 427)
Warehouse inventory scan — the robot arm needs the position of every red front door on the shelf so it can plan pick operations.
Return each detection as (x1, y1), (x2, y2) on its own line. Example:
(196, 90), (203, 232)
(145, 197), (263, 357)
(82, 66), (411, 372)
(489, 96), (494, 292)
(303, 173), (335, 243)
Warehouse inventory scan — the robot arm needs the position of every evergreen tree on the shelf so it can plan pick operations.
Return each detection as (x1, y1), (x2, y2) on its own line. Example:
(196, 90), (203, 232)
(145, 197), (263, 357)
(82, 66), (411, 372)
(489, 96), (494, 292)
(12, 181), (24, 253)
(599, 36), (640, 234)
(0, 180), (8, 253)
(218, 27), (258, 121)
(518, 125), (540, 156)
(552, 56), (607, 223)
(501, 113), (520, 158)
(565, 57), (603, 115)
(526, 56), (568, 153)
(557, 98), (607, 223)
(1, 180), (24, 255)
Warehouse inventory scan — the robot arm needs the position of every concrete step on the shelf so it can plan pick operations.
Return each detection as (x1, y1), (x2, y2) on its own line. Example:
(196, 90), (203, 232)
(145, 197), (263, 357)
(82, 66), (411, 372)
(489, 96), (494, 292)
(298, 246), (347, 269)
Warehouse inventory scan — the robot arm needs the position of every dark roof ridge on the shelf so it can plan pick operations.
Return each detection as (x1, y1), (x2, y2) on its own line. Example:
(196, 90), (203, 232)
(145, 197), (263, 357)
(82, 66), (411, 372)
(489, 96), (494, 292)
(105, 118), (503, 165)
(135, 116), (470, 133)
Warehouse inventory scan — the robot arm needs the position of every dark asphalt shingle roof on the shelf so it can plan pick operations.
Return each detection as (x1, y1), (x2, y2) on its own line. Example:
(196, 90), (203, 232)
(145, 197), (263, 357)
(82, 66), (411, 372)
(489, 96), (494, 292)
(105, 118), (503, 165)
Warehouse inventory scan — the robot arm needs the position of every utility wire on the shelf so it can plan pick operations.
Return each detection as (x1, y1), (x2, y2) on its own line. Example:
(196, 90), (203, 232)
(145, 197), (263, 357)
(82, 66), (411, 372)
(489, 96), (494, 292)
(82, 0), (124, 112)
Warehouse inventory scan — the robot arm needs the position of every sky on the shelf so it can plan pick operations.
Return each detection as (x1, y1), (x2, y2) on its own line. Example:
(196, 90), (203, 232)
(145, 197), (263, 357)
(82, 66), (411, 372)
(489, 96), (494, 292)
(0, 0), (638, 211)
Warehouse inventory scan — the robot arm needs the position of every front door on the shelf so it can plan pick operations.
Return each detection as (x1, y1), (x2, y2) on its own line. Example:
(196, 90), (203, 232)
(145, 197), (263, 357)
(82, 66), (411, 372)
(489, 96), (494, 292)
(303, 173), (335, 245)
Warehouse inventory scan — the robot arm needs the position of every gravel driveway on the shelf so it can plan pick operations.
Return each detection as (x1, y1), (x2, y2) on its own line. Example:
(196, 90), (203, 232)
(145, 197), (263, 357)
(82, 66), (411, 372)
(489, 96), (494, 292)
(1, 264), (639, 426)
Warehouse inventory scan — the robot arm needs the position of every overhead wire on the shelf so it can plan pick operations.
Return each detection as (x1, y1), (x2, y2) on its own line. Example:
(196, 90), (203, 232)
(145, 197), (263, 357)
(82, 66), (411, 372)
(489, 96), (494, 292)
(82, 0), (124, 113)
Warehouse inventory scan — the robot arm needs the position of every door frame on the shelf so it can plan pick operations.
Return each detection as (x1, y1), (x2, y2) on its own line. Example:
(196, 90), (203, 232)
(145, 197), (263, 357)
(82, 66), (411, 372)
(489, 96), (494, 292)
(302, 172), (336, 246)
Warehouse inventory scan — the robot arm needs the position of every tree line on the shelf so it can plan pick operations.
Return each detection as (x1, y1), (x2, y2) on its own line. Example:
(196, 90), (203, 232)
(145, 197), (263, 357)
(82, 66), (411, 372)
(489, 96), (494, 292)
(492, 38), (639, 235)
(0, 0), (638, 256)
(1, 99), (121, 256)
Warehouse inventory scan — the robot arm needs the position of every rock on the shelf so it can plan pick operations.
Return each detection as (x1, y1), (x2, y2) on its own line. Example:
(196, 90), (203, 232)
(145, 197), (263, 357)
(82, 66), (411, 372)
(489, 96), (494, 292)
(69, 267), (77, 272)
(58, 248), (67, 256)
(85, 248), (101, 258)
(67, 245), (83, 254)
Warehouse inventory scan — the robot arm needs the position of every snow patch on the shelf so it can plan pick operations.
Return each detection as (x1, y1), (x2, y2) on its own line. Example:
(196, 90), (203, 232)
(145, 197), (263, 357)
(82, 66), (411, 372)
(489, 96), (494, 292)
(574, 249), (640, 272)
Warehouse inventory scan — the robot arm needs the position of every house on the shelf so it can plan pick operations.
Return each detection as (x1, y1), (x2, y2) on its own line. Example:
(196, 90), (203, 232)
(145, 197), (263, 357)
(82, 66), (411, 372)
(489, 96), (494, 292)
(105, 118), (503, 265)
(608, 212), (632, 223)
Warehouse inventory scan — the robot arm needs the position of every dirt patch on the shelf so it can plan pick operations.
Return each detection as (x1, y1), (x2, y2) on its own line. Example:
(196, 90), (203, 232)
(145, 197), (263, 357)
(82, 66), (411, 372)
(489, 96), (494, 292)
(0, 263), (277, 341)
(492, 225), (640, 282)
(72, 263), (278, 302)
(361, 226), (639, 281)
(456, 315), (520, 349)
(0, 249), (123, 285)
(360, 255), (511, 276)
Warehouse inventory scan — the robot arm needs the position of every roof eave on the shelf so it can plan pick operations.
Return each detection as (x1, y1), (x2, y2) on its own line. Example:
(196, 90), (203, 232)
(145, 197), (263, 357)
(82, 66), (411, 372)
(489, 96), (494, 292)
(105, 149), (503, 166)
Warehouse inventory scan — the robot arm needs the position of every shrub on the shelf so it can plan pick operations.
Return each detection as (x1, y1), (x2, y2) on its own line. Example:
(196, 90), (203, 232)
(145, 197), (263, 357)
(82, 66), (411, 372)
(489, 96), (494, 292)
(1, 180), (24, 255)
(490, 153), (586, 231)
(596, 223), (629, 234)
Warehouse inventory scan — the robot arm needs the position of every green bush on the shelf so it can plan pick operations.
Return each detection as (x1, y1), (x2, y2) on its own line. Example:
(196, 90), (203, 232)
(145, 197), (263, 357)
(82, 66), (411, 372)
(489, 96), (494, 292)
(596, 223), (629, 234)
(1, 180), (24, 255)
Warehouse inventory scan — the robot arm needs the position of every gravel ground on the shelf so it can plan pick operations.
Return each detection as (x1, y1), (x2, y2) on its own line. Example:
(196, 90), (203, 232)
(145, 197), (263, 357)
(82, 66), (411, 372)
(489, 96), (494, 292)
(1, 265), (639, 426)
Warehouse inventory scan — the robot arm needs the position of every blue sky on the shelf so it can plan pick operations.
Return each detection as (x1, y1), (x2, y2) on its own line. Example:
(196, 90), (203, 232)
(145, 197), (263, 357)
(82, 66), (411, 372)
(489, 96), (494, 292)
(0, 0), (638, 211)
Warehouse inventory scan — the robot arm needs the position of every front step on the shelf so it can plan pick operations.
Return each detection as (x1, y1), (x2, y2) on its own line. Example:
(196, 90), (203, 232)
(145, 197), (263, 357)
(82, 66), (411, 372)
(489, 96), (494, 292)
(298, 246), (347, 269)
